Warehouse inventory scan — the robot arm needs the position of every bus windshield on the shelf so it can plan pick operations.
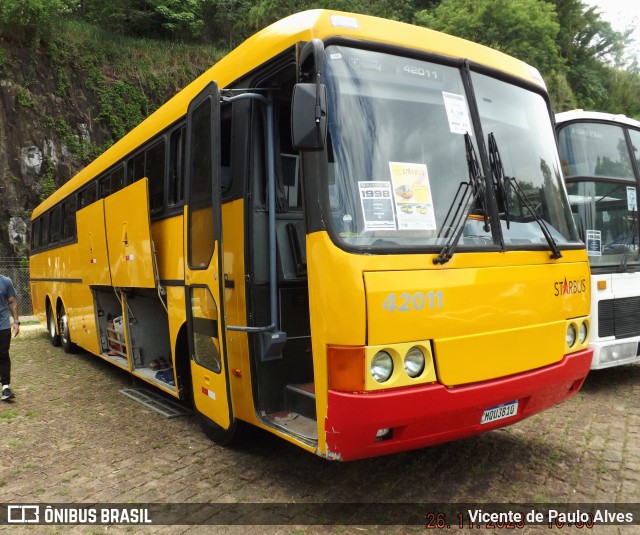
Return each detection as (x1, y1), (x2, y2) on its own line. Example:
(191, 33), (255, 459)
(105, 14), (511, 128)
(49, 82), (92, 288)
(558, 121), (640, 268)
(324, 45), (579, 251)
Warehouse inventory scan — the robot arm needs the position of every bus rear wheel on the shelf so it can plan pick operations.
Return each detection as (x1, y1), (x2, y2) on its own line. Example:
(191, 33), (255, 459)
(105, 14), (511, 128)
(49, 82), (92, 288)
(47, 305), (60, 347)
(58, 305), (73, 353)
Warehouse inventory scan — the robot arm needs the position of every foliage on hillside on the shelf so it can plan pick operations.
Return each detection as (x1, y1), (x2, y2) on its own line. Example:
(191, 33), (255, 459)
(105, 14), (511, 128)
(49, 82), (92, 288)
(1, 0), (639, 119)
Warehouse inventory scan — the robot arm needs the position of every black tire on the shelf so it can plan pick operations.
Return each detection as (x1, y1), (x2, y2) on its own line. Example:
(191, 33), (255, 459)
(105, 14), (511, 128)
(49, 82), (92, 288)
(190, 378), (253, 446)
(58, 305), (74, 353)
(47, 305), (60, 347)
(195, 409), (240, 445)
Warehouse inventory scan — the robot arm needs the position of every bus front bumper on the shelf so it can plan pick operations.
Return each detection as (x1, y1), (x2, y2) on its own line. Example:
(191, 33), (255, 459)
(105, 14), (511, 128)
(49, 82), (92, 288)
(324, 348), (593, 461)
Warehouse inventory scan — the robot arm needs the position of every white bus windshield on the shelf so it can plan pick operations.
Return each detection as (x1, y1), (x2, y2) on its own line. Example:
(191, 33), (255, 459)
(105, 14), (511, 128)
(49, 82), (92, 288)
(558, 121), (640, 268)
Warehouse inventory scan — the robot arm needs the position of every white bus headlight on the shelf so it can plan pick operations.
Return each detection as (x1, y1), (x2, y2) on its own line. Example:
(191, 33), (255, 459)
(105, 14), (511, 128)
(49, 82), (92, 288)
(566, 324), (577, 348)
(404, 346), (425, 378)
(371, 351), (393, 383)
(579, 322), (588, 344)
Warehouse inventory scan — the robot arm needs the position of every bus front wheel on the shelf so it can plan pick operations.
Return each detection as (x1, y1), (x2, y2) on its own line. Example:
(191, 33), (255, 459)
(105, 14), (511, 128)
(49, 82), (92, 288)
(195, 410), (241, 446)
(192, 399), (253, 446)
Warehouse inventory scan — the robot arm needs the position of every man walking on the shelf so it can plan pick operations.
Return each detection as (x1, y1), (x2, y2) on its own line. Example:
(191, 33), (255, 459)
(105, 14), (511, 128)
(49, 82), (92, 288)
(0, 273), (19, 401)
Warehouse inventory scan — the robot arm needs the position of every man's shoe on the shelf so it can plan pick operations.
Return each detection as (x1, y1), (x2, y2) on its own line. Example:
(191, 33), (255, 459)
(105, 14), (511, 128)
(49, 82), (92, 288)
(2, 387), (15, 401)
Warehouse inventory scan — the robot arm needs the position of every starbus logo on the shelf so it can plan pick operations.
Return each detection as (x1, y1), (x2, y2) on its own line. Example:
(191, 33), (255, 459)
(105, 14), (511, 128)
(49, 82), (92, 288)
(554, 277), (587, 297)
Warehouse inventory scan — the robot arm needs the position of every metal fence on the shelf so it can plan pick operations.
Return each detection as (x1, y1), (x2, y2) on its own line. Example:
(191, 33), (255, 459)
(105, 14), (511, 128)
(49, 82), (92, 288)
(0, 258), (33, 315)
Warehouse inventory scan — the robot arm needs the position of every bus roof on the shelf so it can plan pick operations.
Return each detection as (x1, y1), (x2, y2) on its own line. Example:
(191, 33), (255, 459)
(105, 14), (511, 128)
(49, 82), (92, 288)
(33, 9), (547, 218)
(556, 109), (640, 129)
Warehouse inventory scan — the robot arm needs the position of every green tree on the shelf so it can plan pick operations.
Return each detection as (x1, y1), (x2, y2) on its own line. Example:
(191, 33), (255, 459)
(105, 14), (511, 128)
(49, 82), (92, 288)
(78, 0), (205, 41)
(415, 0), (563, 75)
(551, 0), (631, 110)
(0, 0), (74, 43)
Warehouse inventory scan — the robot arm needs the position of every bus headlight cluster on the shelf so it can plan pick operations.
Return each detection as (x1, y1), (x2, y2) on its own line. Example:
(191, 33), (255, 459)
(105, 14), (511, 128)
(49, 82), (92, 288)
(370, 346), (426, 383)
(566, 319), (589, 349)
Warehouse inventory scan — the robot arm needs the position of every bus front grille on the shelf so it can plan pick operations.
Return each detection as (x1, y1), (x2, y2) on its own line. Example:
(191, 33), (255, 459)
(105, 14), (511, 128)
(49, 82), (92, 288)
(598, 297), (640, 339)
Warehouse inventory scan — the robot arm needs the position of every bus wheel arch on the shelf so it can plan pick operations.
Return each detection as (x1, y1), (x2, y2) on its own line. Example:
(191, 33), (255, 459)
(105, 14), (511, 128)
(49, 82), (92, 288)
(46, 298), (60, 347)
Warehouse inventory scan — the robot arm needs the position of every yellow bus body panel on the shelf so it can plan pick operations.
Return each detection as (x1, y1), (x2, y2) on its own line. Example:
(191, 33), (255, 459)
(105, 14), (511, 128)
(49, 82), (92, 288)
(364, 262), (590, 385)
(104, 179), (155, 288)
(77, 200), (112, 287)
(307, 231), (591, 456)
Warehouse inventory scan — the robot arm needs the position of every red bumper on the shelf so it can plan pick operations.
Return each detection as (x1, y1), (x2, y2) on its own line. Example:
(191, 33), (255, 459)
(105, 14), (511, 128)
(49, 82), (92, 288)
(325, 348), (593, 461)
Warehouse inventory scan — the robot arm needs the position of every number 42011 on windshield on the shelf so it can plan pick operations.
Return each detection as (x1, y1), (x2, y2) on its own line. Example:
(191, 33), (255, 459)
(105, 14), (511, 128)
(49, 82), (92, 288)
(383, 291), (443, 313)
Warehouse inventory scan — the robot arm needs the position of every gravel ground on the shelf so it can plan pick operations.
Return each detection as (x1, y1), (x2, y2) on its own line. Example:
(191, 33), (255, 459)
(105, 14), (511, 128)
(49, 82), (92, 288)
(1, 325), (639, 535)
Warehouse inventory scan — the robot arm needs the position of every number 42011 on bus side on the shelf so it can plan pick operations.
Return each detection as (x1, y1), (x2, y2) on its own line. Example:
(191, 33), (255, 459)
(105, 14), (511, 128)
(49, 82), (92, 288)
(382, 290), (443, 313)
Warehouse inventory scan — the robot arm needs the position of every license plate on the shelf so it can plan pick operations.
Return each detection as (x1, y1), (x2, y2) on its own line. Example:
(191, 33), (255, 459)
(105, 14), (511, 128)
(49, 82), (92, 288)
(480, 400), (519, 425)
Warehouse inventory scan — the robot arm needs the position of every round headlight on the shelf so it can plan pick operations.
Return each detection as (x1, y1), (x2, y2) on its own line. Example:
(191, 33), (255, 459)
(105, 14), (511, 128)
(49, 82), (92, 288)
(566, 324), (577, 348)
(371, 351), (394, 383)
(579, 322), (588, 344)
(404, 346), (425, 378)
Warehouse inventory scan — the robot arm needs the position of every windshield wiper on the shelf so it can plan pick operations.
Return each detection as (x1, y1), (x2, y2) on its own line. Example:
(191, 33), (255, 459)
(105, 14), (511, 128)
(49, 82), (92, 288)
(487, 132), (511, 228)
(433, 133), (489, 265)
(487, 132), (562, 260)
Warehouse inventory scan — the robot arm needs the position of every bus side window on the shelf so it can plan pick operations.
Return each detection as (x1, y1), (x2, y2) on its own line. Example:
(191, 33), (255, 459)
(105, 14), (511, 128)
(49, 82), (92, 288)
(128, 152), (146, 183)
(61, 196), (77, 241)
(99, 175), (112, 198)
(40, 214), (48, 249)
(146, 140), (166, 212)
(31, 218), (41, 250)
(110, 165), (124, 194)
(220, 106), (232, 193)
(86, 182), (97, 204)
(169, 126), (186, 206)
(49, 205), (61, 245)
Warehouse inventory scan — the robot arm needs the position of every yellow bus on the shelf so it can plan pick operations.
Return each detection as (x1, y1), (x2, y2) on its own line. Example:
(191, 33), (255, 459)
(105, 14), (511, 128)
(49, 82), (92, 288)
(30, 10), (593, 460)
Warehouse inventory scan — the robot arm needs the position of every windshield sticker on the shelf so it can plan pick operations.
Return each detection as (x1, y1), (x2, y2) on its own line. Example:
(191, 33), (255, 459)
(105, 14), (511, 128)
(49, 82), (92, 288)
(586, 229), (601, 257)
(442, 92), (472, 135)
(389, 162), (437, 230)
(358, 181), (397, 231)
(627, 186), (637, 212)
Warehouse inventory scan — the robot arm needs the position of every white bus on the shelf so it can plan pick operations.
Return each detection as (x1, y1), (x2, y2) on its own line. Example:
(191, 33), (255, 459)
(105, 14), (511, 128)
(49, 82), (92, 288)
(556, 110), (640, 369)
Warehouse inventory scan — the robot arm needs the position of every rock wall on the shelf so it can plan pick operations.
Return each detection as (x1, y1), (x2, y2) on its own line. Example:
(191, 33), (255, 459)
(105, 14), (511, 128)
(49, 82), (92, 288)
(0, 44), (112, 258)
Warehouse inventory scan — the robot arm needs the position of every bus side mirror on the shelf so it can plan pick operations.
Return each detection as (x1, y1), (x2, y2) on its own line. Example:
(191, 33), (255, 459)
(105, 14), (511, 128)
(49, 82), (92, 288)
(291, 82), (327, 151)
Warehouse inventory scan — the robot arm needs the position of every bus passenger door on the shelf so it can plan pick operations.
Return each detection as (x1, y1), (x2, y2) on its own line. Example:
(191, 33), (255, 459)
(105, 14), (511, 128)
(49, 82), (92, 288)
(184, 81), (232, 433)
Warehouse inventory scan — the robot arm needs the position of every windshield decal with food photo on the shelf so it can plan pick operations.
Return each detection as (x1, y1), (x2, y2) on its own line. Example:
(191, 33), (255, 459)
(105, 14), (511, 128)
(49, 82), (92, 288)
(389, 162), (437, 230)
